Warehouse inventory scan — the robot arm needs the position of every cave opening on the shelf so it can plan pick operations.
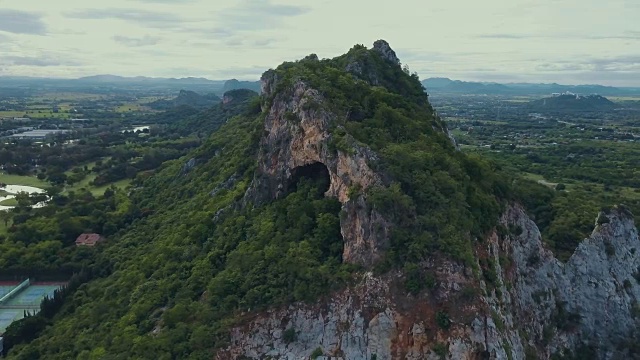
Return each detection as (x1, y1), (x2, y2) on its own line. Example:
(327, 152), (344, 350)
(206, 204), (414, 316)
(287, 162), (331, 196)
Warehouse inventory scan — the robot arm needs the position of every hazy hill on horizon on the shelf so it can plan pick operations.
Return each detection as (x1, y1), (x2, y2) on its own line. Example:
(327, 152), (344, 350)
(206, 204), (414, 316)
(422, 77), (640, 96)
(2, 74), (639, 96)
(527, 93), (619, 112)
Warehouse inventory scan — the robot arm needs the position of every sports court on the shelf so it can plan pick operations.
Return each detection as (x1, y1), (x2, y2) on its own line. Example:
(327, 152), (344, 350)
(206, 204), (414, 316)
(0, 280), (65, 334)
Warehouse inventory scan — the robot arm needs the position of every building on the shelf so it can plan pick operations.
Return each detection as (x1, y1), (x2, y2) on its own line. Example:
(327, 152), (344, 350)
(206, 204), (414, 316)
(9, 129), (70, 140)
(75, 233), (105, 247)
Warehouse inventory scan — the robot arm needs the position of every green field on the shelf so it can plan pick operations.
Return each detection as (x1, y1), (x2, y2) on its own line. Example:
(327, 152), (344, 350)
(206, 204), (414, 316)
(115, 103), (152, 113)
(64, 172), (131, 196)
(0, 174), (48, 188)
(0, 111), (28, 118)
(0, 198), (18, 206)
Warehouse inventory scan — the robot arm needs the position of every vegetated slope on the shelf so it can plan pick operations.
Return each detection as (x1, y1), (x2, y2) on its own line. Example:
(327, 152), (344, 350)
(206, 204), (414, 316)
(163, 89), (259, 137)
(528, 94), (617, 112)
(7, 41), (640, 360)
(6, 40), (508, 359)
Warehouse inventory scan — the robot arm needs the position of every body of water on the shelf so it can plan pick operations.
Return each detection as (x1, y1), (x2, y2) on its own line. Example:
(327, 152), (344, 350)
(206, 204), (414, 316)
(121, 125), (150, 133)
(0, 185), (46, 211)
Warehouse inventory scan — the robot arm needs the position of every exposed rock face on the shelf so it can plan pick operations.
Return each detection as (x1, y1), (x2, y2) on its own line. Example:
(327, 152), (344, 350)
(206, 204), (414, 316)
(245, 70), (391, 266)
(217, 206), (640, 359)
(180, 158), (196, 175)
(492, 205), (640, 358)
(373, 39), (400, 65)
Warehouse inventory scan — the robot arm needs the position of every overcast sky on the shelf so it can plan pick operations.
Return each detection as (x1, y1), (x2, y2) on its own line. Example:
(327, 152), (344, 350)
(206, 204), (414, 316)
(0, 0), (638, 86)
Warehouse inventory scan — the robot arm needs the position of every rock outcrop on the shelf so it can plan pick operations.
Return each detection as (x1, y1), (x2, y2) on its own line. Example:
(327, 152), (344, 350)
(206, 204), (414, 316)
(217, 206), (640, 359)
(244, 71), (391, 266)
(372, 39), (400, 65)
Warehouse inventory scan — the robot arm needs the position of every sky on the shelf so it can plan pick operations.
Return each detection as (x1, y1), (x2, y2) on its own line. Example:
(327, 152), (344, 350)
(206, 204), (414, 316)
(0, 0), (639, 86)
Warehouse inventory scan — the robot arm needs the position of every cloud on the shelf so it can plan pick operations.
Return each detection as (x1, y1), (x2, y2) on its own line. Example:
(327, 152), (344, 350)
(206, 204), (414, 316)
(589, 55), (640, 72)
(66, 8), (184, 28)
(477, 33), (640, 41)
(212, 65), (269, 78)
(222, 37), (278, 48)
(130, 0), (196, 2)
(476, 34), (530, 39)
(214, 0), (311, 33)
(113, 35), (161, 47)
(0, 10), (47, 35)
(535, 63), (592, 72)
(584, 34), (640, 40)
(0, 56), (81, 67)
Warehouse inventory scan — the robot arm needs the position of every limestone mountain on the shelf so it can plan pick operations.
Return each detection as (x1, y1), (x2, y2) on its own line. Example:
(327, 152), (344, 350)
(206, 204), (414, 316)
(222, 79), (261, 94)
(6, 41), (640, 360)
(528, 94), (618, 112)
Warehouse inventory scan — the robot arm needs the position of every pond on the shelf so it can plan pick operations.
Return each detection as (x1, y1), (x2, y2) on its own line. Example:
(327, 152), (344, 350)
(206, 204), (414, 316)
(0, 185), (46, 211)
(121, 125), (150, 133)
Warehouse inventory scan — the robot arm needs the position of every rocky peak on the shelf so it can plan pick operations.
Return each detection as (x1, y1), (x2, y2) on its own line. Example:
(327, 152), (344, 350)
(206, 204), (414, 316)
(372, 39), (400, 65)
(244, 77), (389, 267)
(245, 41), (454, 268)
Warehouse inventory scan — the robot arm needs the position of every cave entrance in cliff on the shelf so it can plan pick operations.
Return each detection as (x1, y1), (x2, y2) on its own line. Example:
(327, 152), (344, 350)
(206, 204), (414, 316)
(287, 162), (331, 196)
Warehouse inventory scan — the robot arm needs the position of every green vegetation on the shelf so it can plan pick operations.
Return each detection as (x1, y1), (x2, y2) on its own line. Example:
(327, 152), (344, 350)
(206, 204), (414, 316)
(0, 174), (49, 188)
(5, 43), (633, 359)
(269, 46), (509, 268)
(311, 347), (323, 358)
(436, 311), (451, 329)
(283, 328), (297, 343)
(0, 198), (18, 206)
(446, 102), (640, 260)
(432, 342), (448, 358)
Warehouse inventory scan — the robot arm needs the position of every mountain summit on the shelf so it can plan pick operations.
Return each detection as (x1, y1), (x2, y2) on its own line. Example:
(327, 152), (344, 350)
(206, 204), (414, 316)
(9, 40), (640, 360)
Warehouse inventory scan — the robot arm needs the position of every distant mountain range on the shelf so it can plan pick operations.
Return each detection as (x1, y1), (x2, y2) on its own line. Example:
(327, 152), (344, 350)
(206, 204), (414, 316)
(2, 74), (639, 97)
(0, 75), (259, 95)
(422, 77), (640, 96)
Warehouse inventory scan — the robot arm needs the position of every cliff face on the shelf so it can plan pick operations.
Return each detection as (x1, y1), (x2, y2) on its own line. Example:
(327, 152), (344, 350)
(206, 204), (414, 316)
(217, 206), (640, 359)
(244, 71), (391, 267)
(493, 205), (640, 358)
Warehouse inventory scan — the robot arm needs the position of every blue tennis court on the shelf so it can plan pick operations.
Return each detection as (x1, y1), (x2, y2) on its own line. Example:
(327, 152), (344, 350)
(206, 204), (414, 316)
(0, 309), (22, 333)
(0, 286), (17, 298)
(4, 285), (59, 307)
(0, 282), (64, 334)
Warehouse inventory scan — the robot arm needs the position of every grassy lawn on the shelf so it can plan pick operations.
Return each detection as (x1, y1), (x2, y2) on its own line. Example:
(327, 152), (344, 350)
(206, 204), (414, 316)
(64, 161), (101, 177)
(115, 103), (149, 113)
(91, 179), (132, 196)
(64, 173), (131, 196)
(521, 172), (559, 189)
(0, 111), (28, 118)
(22, 111), (70, 119)
(0, 198), (18, 207)
(0, 173), (49, 188)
